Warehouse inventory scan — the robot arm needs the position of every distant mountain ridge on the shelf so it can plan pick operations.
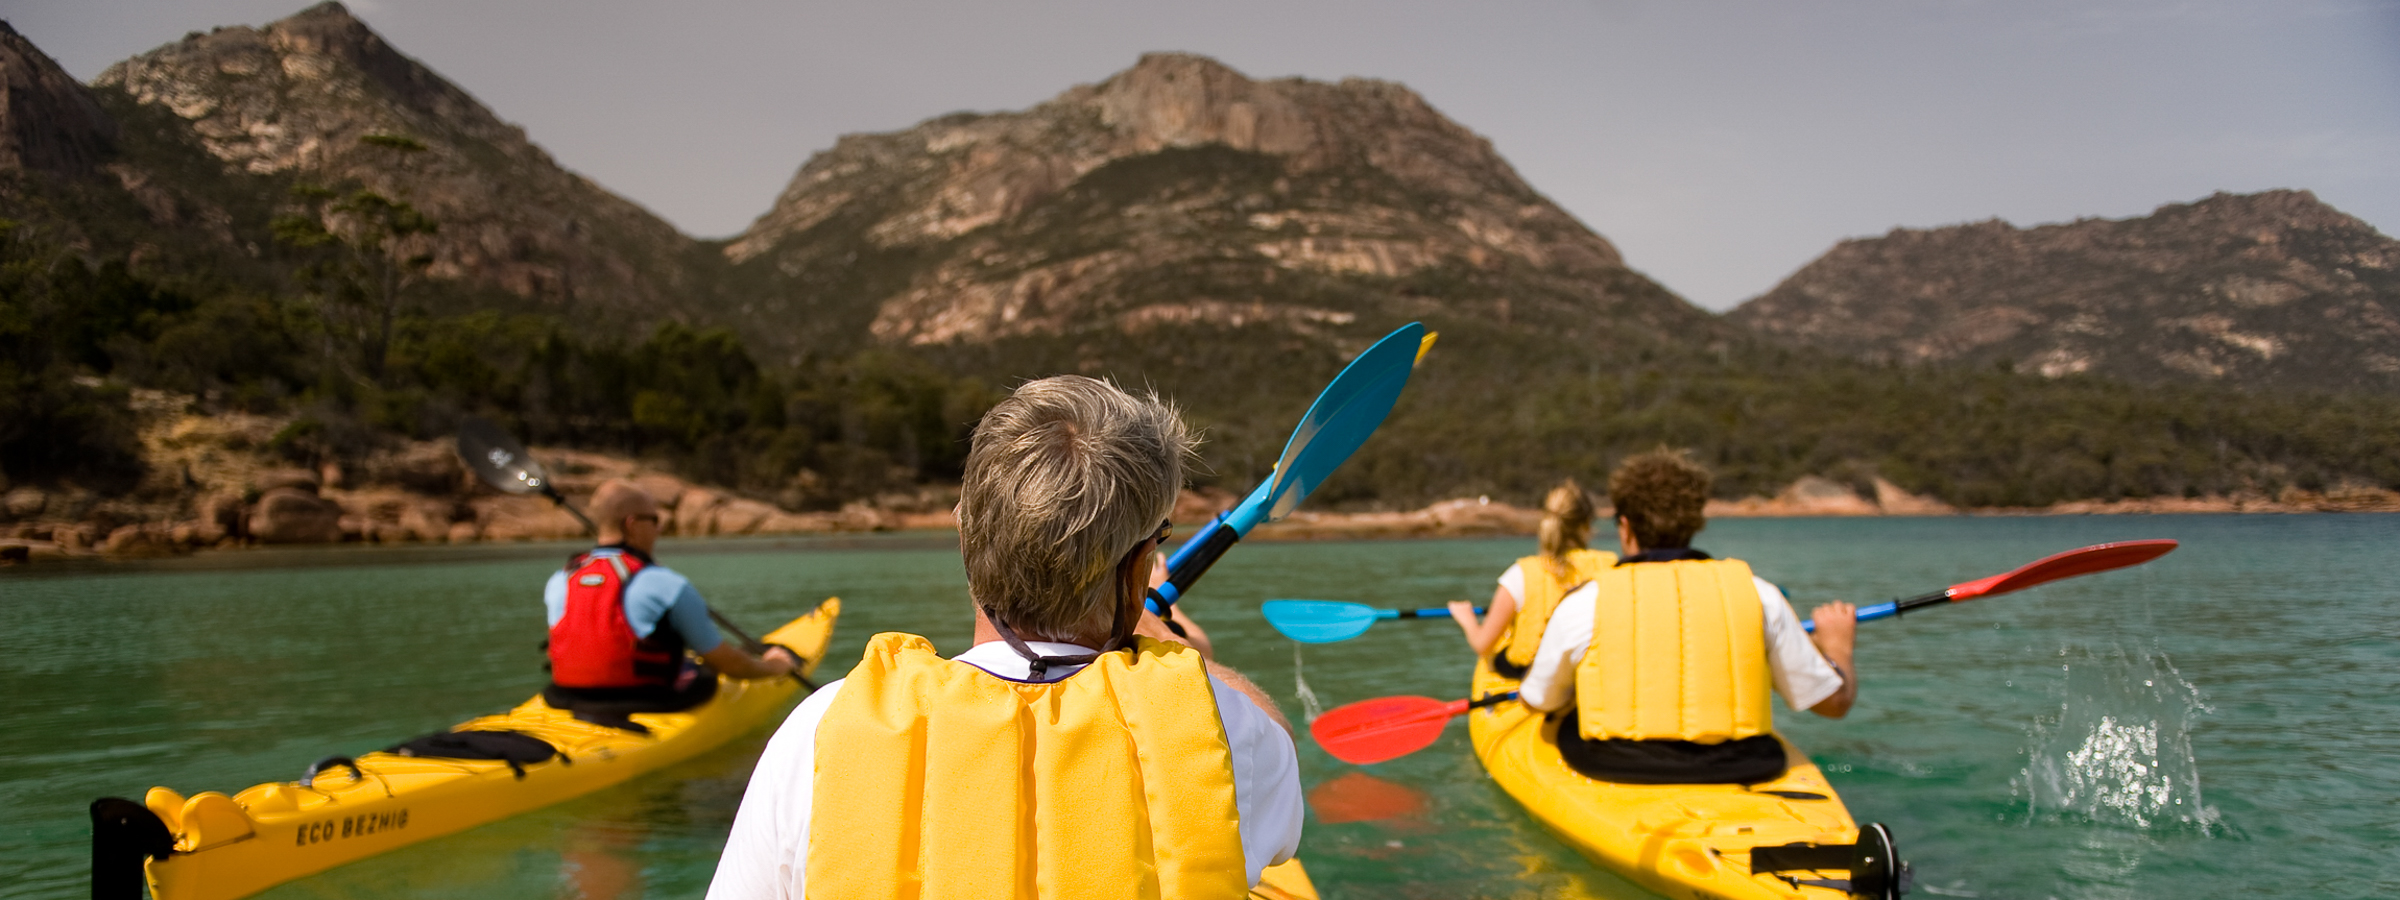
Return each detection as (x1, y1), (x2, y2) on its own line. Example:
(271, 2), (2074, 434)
(6, 4), (2398, 517)
(720, 51), (1707, 362)
(8, 2), (717, 321)
(1729, 190), (2400, 394)
(0, 22), (116, 175)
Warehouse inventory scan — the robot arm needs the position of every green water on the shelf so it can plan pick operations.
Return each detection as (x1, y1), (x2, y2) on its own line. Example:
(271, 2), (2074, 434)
(5, 516), (2397, 899)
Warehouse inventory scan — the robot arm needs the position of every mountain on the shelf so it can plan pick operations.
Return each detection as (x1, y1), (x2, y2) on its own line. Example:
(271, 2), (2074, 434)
(1728, 190), (2400, 394)
(77, 2), (714, 318)
(0, 22), (117, 176)
(7, 9), (2398, 519)
(720, 52), (1708, 362)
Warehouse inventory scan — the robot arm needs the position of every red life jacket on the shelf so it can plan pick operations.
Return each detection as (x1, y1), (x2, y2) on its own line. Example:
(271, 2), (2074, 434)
(548, 550), (686, 689)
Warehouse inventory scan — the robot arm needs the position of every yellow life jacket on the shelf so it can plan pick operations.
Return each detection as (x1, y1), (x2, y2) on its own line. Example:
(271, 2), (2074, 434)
(806, 632), (1251, 900)
(1574, 558), (1774, 743)
(1501, 548), (1616, 668)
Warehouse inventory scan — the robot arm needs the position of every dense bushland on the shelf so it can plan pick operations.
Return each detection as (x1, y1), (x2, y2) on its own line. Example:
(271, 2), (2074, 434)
(0, 220), (998, 509)
(10, 218), (2398, 512)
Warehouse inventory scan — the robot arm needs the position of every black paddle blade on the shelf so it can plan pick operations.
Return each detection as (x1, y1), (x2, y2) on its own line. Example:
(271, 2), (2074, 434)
(457, 417), (550, 496)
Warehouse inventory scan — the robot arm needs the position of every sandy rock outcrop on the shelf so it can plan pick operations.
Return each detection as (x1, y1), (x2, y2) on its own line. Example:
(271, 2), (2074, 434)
(1253, 496), (1543, 540)
(248, 486), (344, 544)
(1873, 478), (1959, 515)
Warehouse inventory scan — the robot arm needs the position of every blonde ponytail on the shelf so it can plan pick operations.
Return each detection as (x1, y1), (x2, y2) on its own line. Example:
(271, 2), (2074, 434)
(1536, 478), (1595, 576)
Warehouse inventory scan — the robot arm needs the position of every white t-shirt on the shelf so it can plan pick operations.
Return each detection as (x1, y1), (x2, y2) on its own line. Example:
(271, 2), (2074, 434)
(705, 640), (1304, 900)
(1517, 571), (1844, 715)
(1496, 562), (1527, 606)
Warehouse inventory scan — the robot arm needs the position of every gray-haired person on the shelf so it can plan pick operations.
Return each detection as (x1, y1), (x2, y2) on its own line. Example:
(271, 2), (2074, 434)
(708, 376), (1302, 900)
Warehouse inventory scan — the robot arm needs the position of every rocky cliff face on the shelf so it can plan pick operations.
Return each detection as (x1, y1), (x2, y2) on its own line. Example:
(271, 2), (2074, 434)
(0, 22), (118, 176)
(724, 52), (1704, 360)
(1729, 190), (2400, 394)
(88, 2), (714, 318)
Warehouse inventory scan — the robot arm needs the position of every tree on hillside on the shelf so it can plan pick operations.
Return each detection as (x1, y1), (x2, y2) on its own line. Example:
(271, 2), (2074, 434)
(271, 133), (437, 382)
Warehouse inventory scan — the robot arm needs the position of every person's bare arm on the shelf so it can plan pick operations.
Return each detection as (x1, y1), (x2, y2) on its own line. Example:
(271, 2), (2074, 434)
(701, 641), (798, 680)
(1806, 601), (1858, 719)
(1449, 584), (1518, 656)
(1206, 660), (1292, 736)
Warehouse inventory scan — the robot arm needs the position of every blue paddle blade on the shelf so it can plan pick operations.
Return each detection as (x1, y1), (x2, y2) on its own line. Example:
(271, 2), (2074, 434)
(1261, 600), (1381, 643)
(1252, 323), (1429, 527)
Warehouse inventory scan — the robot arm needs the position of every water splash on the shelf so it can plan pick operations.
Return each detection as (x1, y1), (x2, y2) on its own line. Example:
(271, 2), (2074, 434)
(2015, 643), (2220, 834)
(1294, 643), (1325, 723)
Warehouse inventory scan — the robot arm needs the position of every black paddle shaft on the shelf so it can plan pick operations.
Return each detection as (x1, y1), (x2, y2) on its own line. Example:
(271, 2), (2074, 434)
(1162, 522), (1241, 599)
(542, 485), (598, 533)
(1891, 588), (1954, 616)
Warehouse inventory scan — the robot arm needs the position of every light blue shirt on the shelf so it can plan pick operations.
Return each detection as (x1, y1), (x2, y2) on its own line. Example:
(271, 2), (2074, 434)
(544, 548), (725, 653)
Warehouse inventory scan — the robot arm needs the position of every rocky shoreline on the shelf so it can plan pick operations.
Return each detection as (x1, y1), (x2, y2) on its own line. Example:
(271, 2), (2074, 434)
(8, 461), (2395, 565)
(5, 398), (2395, 565)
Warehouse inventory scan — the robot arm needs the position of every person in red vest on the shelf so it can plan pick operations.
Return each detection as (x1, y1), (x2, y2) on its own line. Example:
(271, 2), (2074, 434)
(544, 480), (796, 717)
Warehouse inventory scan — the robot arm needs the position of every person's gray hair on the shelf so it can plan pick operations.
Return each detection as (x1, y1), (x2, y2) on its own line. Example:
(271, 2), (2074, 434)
(959, 375), (1196, 640)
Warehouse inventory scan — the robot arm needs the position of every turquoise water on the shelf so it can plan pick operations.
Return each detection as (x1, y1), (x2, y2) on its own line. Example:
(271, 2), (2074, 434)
(4, 515), (2396, 899)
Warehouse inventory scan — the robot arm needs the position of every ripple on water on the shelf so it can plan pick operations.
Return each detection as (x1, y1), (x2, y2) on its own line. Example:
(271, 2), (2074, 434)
(2015, 642), (2222, 835)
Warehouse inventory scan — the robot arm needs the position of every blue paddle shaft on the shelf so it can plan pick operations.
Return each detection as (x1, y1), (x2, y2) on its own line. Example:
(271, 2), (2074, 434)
(1384, 608), (1478, 619)
(1802, 600), (1899, 633)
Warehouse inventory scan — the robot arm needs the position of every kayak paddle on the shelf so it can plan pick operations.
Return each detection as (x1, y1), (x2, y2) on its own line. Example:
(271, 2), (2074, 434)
(1146, 324), (1436, 614)
(1312, 693), (1518, 764)
(1261, 599), (1483, 644)
(455, 418), (778, 660)
(458, 416), (595, 532)
(1801, 538), (2178, 632)
(1312, 538), (2179, 764)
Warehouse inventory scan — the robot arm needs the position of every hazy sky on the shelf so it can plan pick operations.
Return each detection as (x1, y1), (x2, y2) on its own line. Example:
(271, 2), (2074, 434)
(11, 0), (2398, 310)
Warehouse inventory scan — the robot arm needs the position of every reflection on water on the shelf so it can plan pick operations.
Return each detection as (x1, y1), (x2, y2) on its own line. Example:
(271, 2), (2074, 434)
(560, 816), (648, 900)
(2016, 644), (2220, 834)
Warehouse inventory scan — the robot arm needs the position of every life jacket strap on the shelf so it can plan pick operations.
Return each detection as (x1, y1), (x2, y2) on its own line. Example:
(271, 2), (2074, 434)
(982, 594), (1133, 680)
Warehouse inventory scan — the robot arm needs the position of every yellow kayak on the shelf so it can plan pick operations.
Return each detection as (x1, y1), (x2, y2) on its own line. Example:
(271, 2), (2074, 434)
(1469, 657), (1901, 900)
(1252, 858), (1320, 900)
(93, 598), (842, 900)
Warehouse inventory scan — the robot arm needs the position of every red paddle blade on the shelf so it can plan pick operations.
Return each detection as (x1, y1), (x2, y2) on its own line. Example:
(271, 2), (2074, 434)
(1950, 539), (2179, 601)
(1311, 695), (1467, 765)
(1307, 771), (1432, 824)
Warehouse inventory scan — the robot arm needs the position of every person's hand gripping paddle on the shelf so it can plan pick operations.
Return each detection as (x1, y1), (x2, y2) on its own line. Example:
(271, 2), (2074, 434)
(455, 418), (790, 671)
(1310, 539), (2179, 764)
(1143, 323), (1437, 618)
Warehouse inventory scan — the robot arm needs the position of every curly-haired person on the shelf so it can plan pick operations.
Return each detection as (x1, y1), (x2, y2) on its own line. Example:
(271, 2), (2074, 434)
(1517, 449), (1861, 784)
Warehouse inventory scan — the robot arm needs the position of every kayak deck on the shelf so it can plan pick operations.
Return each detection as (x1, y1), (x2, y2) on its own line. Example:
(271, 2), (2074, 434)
(1468, 657), (1864, 900)
(116, 598), (841, 900)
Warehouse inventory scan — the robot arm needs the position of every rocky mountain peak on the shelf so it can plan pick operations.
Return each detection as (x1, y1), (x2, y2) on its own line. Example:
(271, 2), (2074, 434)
(725, 52), (1659, 354)
(94, 1), (523, 177)
(1729, 189), (2400, 393)
(87, 2), (708, 322)
(1087, 53), (1324, 158)
(0, 20), (118, 175)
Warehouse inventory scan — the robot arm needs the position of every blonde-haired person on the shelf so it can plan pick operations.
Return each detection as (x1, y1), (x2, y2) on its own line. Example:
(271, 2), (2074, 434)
(709, 376), (1300, 900)
(1448, 479), (1616, 676)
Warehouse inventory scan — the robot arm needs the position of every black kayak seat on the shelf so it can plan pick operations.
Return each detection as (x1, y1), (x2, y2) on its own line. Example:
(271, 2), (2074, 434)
(386, 729), (567, 779)
(1552, 710), (1789, 785)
